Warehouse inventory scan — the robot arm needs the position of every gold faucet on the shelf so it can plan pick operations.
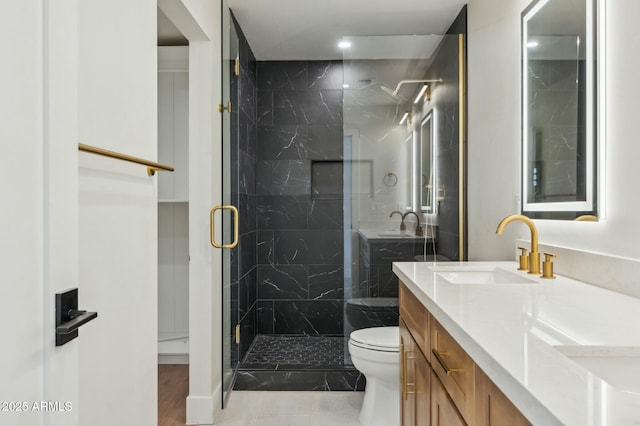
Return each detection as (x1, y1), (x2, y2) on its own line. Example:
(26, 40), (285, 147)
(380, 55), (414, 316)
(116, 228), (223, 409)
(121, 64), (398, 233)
(390, 211), (406, 231)
(496, 215), (540, 275)
(402, 211), (424, 236)
(574, 214), (598, 221)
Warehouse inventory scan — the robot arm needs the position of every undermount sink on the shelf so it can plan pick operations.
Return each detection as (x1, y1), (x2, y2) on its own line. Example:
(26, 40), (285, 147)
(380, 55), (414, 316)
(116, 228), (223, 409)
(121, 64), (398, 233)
(554, 346), (640, 393)
(376, 232), (415, 238)
(429, 265), (538, 285)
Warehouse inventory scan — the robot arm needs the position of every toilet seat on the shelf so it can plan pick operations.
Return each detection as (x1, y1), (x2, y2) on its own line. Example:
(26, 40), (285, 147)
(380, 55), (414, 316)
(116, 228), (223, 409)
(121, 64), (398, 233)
(349, 326), (399, 352)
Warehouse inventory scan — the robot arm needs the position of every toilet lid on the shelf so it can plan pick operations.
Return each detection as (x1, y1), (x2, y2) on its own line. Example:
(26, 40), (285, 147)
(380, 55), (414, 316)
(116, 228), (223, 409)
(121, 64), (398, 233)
(350, 327), (399, 351)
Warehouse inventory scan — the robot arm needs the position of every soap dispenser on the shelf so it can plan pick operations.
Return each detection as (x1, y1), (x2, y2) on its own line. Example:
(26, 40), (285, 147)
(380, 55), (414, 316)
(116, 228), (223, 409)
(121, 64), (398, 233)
(541, 253), (557, 279)
(517, 247), (529, 271)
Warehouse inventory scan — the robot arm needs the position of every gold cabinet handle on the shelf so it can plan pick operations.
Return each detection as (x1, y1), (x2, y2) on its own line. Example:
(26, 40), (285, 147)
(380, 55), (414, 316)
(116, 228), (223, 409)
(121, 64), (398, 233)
(402, 347), (416, 400)
(401, 343), (405, 400)
(432, 349), (460, 376)
(210, 205), (239, 249)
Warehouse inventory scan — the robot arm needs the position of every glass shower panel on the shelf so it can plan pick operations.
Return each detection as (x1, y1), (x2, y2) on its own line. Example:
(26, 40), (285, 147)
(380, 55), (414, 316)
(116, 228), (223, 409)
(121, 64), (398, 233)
(221, 0), (240, 407)
(342, 34), (463, 353)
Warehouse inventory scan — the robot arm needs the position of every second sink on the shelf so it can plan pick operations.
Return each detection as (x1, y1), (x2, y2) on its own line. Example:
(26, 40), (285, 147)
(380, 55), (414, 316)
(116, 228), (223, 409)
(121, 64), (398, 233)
(554, 346), (640, 393)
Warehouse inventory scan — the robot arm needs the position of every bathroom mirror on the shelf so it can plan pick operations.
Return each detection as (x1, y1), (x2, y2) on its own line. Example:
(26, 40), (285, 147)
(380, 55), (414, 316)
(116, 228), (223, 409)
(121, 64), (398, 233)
(420, 113), (434, 212)
(521, 0), (601, 219)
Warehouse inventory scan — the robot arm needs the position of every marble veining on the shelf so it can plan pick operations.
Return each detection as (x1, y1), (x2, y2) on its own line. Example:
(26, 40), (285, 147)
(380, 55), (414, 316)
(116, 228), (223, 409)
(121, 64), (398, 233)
(308, 200), (343, 229)
(308, 265), (344, 300)
(253, 60), (349, 390)
(273, 300), (343, 335)
(257, 264), (307, 300)
(234, 370), (365, 392)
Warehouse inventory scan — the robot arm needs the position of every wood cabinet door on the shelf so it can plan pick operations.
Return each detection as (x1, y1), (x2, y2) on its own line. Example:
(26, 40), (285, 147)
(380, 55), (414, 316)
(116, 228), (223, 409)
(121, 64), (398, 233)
(475, 365), (530, 426)
(414, 348), (431, 426)
(431, 318), (475, 424)
(400, 318), (416, 426)
(431, 370), (466, 426)
(400, 282), (430, 355)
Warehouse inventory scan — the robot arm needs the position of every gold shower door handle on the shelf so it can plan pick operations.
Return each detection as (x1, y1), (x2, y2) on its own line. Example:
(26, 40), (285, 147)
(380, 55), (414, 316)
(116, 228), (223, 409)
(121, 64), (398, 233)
(210, 205), (239, 249)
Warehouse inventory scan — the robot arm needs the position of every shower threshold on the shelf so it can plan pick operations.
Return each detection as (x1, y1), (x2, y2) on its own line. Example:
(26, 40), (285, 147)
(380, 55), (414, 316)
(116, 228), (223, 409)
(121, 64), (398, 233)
(234, 334), (365, 391)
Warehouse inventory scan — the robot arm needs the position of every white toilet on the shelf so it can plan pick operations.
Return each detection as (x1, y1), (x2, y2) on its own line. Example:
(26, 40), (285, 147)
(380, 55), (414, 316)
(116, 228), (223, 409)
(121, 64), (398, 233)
(348, 326), (400, 426)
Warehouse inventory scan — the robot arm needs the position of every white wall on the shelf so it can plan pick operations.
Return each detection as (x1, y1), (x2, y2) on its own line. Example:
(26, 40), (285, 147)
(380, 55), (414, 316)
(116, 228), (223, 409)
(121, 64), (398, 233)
(77, 1), (158, 425)
(186, 39), (223, 425)
(157, 1), (223, 424)
(158, 48), (190, 344)
(158, 203), (190, 340)
(158, 50), (189, 202)
(1, 0), (222, 425)
(468, 0), (640, 262)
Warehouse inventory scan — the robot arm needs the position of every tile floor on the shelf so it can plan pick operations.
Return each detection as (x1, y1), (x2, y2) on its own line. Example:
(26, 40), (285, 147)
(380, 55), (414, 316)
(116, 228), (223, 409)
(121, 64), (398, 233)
(217, 391), (363, 425)
(241, 335), (349, 369)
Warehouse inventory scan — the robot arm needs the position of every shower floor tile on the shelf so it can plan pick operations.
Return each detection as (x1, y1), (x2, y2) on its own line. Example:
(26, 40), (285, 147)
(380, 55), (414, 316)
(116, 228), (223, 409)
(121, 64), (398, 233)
(240, 334), (351, 370)
(235, 334), (364, 391)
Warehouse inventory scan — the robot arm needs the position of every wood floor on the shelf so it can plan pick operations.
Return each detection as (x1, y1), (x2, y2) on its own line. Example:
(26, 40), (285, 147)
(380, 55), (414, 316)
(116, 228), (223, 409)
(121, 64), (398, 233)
(158, 365), (189, 426)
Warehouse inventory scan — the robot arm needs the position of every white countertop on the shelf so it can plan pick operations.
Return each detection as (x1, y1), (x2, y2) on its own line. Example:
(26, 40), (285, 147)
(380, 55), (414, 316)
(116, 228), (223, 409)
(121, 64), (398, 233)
(358, 229), (434, 241)
(393, 261), (640, 426)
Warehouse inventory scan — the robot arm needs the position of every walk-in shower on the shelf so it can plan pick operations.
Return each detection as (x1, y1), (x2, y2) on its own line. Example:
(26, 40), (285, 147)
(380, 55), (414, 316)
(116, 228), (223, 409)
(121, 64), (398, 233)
(221, 6), (467, 397)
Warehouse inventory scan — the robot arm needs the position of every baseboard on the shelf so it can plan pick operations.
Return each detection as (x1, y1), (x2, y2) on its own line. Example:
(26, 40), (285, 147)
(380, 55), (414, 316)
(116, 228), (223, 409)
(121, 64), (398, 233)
(186, 385), (222, 425)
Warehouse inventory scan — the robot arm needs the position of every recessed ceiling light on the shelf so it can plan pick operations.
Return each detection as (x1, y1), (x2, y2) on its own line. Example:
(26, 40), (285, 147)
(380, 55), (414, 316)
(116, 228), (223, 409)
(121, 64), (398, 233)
(526, 41), (539, 48)
(338, 40), (352, 49)
(343, 84), (350, 88)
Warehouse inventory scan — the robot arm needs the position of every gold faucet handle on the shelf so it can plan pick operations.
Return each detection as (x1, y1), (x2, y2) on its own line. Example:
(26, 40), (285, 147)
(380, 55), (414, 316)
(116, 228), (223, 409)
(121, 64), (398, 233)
(541, 253), (557, 279)
(517, 247), (529, 271)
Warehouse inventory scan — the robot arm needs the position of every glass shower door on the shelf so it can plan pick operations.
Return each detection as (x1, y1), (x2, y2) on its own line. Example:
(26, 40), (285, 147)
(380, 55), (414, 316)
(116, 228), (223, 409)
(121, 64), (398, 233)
(220, 0), (240, 407)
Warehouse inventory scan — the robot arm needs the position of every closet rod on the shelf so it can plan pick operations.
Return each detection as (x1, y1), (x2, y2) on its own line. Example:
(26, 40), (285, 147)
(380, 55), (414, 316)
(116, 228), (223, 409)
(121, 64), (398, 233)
(78, 143), (174, 176)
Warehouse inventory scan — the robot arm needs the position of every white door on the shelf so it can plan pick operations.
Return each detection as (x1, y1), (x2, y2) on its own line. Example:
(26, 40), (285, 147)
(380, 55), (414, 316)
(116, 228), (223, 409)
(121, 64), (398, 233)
(76, 0), (158, 425)
(1, 1), (158, 426)
(1, 2), (81, 426)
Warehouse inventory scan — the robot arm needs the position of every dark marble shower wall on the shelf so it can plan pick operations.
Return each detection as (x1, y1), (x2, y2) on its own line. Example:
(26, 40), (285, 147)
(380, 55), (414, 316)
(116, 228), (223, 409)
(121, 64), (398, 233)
(230, 17), (258, 362)
(422, 7), (467, 261)
(255, 61), (346, 336)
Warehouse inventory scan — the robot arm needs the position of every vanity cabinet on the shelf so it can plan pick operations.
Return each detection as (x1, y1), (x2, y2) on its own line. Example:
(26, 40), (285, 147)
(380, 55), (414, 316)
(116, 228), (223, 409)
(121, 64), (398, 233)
(474, 365), (530, 426)
(431, 370), (466, 426)
(400, 284), (432, 426)
(400, 317), (431, 426)
(431, 319), (475, 423)
(400, 318), (417, 425)
(399, 281), (530, 426)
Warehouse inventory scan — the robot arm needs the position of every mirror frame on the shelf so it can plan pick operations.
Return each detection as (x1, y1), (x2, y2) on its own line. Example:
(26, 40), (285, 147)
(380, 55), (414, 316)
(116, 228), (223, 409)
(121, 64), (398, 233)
(420, 112), (435, 213)
(520, 0), (603, 219)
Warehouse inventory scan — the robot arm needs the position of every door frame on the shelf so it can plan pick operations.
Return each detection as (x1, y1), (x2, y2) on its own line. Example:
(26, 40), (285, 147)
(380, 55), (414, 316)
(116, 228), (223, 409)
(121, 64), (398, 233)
(157, 1), (224, 424)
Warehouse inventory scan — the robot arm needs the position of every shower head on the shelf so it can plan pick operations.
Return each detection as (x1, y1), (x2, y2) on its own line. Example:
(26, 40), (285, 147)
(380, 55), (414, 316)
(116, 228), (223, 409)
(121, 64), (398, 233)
(382, 78), (444, 99)
(380, 85), (408, 103)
